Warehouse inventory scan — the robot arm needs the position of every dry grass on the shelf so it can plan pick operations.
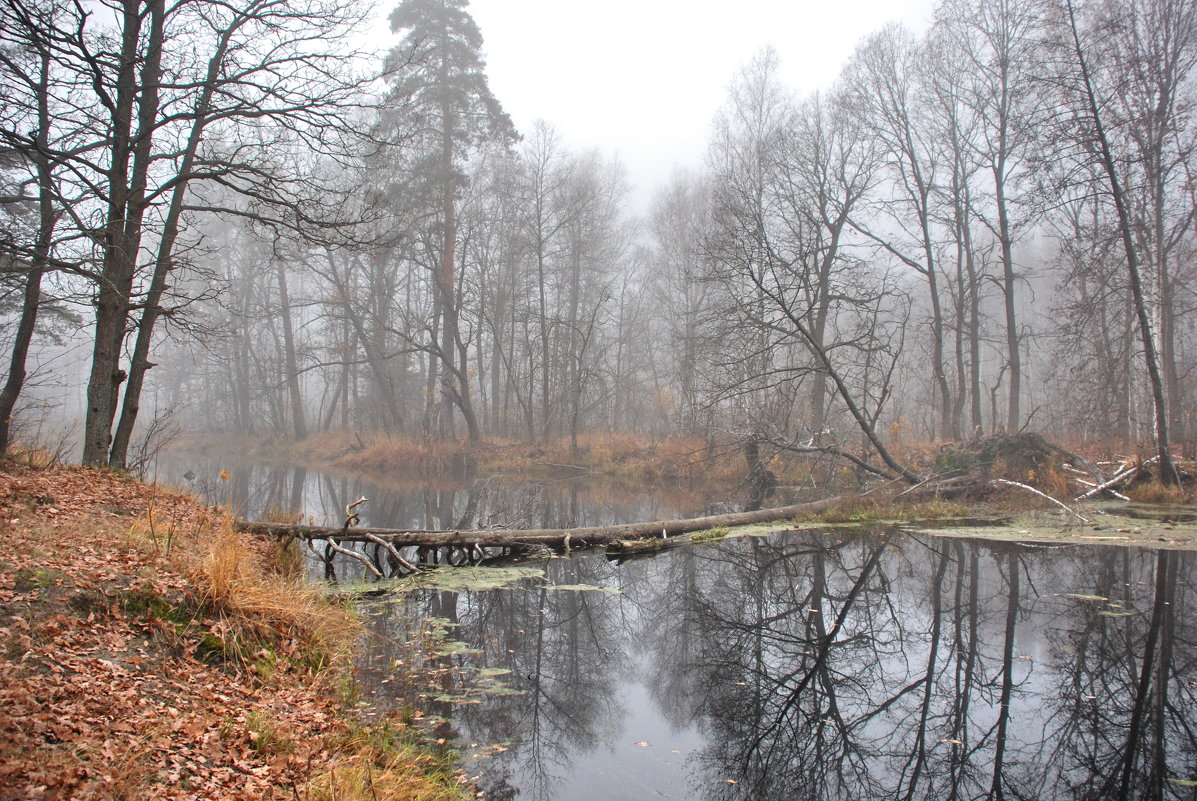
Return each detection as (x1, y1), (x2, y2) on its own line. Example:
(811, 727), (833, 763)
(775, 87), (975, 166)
(183, 517), (353, 669)
(1127, 479), (1195, 504)
(0, 460), (470, 801)
(308, 724), (469, 801)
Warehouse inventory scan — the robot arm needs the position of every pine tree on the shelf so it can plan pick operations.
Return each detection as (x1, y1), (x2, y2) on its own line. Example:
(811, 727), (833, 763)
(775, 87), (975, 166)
(385, 0), (517, 441)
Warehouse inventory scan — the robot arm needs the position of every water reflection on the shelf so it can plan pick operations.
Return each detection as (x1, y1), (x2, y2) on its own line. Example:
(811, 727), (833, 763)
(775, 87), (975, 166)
(360, 531), (1197, 801)
(154, 458), (716, 532)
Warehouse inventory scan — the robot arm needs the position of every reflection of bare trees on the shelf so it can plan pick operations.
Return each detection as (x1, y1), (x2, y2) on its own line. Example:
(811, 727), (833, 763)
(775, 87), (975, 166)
(355, 556), (628, 801)
(631, 534), (1197, 801)
(342, 526), (1196, 801)
(1040, 548), (1197, 801)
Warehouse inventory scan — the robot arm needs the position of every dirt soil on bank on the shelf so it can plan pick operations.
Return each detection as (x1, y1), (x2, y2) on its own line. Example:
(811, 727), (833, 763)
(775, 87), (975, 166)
(0, 460), (461, 801)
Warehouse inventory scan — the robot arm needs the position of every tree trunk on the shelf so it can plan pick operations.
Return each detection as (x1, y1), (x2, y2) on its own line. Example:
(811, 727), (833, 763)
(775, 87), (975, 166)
(83, 0), (165, 466)
(236, 495), (846, 549)
(275, 260), (308, 440)
(111, 6), (234, 466)
(0, 51), (54, 455)
(1066, 0), (1178, 483)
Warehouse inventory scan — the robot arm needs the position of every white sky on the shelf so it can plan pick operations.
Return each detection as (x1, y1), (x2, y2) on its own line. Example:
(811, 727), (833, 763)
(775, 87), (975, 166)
(373, 0), (939, 212)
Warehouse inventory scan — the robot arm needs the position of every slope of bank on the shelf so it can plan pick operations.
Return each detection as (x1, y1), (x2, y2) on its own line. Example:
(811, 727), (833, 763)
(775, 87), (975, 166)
(0, 458), (468, 801)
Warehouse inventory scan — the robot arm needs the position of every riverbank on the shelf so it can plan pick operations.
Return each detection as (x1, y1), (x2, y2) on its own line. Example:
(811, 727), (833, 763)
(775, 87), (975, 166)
(174, 430), (750, 487)
(0, 457), (469, 801)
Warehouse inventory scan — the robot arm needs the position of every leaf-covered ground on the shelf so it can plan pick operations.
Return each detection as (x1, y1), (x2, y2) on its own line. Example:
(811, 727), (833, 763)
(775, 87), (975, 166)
(0, 460), (457, 801)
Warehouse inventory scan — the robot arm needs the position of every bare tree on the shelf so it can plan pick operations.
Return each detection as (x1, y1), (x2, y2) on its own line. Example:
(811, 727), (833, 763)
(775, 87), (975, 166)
(1048, 0), (1182, 481)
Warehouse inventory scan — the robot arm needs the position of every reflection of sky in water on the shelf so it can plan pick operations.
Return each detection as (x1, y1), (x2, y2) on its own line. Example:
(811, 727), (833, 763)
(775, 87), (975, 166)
(532, 682), (703, 801)
(355, 532), (1197, 801)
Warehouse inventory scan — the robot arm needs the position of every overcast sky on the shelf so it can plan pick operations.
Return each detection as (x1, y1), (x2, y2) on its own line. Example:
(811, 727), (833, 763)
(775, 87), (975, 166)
(377, 0), (939, 212)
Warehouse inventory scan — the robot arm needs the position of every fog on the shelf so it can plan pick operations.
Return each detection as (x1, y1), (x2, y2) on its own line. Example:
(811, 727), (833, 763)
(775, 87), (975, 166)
(0, 0), (1191, 473)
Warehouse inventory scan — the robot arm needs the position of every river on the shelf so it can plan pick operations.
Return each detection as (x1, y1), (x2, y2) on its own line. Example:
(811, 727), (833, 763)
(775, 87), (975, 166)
(156, 458), (1197, 800)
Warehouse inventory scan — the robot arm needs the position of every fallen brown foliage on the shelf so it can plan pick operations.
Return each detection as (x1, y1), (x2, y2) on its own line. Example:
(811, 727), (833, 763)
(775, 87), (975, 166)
(0, 460), (468, 801)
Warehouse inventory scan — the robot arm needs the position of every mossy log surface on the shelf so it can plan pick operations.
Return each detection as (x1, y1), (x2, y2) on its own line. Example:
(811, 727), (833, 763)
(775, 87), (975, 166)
(234, 497), (842, 550)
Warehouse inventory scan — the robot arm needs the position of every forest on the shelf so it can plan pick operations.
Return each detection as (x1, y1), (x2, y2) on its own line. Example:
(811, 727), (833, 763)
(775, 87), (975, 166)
(0, 0), (1193, 483)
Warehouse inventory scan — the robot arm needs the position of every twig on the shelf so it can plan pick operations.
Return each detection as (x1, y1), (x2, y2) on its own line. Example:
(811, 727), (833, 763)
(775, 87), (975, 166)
(343, 495), (367, 531)
(362, 532), (419, 574)
(1074, 458), (1155, 501)
(323, 536), (383, 578)
(895, 470), (964, 498)
(993, 479), (1092, 524)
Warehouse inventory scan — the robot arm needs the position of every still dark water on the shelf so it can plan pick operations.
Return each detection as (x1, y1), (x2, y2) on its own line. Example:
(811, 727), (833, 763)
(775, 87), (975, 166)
(359, 531), (1197, 801)
(157, 459), (1197, 800)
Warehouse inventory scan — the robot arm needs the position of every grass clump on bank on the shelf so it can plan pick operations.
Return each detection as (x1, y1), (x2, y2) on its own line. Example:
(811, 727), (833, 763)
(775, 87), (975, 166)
(309, 721), (469, 801)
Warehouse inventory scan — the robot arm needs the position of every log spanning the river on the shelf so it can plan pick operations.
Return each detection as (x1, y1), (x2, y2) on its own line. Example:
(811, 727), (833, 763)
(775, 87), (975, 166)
(234, 496), (843, 551)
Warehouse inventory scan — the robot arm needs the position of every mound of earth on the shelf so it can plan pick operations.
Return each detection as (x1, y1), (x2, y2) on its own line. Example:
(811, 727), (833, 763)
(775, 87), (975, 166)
(935, 432), (1083, 482)
(921, 432), (1102, 501)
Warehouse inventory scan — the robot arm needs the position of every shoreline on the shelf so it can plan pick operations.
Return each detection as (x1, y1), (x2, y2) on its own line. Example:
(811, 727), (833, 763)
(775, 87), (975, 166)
(0, 458), (469, 801)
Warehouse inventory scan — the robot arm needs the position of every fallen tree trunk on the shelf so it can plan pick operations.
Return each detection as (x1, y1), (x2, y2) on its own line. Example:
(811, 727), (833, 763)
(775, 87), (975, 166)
(234, 496), (843, 550)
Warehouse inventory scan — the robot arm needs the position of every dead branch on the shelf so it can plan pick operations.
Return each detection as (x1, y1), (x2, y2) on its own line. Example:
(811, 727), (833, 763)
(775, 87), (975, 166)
(316, 535), (383, 578)
(992, 478), (1092, 524)
(1074, 458), (1156, 501)
(343, 495), (367, 530)
(361, 532), (419, 573)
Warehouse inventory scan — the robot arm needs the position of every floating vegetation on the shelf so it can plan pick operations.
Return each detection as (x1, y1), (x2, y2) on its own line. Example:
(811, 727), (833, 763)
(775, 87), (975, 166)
(691, 526), (730, 543)
(401, 565), (547, 593)
(427, 639), (481, 658)
(432, 666), (524, 703)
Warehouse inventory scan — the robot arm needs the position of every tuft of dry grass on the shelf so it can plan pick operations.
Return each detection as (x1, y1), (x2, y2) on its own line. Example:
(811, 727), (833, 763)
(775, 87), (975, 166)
(185, 517), (354, 670)
(308, 724), (470, 801)
(1127, 479), (1194, 504)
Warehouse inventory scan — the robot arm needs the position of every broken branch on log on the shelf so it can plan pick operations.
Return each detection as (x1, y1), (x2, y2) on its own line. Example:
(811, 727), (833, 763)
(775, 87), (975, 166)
(1075, 458), (1156, 501)
(315, 535), (383, 577)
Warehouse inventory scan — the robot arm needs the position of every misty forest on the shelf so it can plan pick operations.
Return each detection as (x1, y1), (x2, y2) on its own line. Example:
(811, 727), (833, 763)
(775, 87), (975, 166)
(8, 2), (1197, 801)
(0, 0), (1193, 484)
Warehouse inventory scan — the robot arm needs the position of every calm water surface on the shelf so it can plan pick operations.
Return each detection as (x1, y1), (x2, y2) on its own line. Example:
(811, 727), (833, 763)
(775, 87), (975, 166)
(157, 459), (1197, 799)
(359, 530), (1197, 801)
(153, 458), (723, 530)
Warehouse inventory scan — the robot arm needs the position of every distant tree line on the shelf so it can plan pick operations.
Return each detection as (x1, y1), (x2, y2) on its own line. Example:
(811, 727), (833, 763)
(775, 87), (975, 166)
(0, 0), (1193, 475)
